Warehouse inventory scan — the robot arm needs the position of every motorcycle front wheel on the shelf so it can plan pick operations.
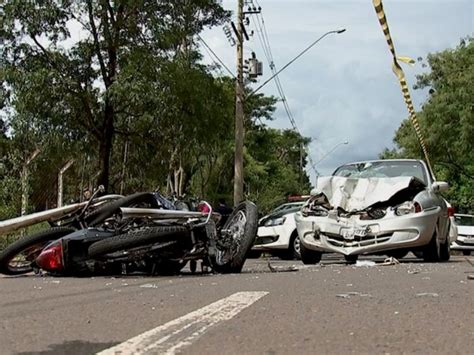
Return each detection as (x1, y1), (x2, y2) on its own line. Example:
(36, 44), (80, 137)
(211, 201), (258, 274)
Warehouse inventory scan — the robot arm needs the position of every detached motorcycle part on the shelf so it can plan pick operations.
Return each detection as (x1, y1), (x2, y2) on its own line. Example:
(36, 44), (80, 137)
(85, 192), (159, 227)
(0, 227), (76, 275)
(87, 226), (189, 257)
(212, 201), (258, 273)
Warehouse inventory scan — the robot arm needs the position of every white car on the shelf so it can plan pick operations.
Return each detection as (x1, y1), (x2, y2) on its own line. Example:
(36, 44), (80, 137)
(451, 214), (474, 255)
(252, 202), (305, 259)
(295, 159), (452, 264)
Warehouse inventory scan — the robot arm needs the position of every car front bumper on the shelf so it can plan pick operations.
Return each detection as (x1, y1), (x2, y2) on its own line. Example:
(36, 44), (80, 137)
(252, 225), (291, 251)
(295, 208), (440, 256)
(451, 235), (474, 251)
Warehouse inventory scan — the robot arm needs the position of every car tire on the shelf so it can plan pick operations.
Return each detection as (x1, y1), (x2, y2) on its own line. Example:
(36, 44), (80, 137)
(344, 254), (358, 264)
(289, 231), (302, 260)
(422, 230), (441, 262)
(299, 240), (322, 264)
(462, 250), (471, 256)
(439, 234), (451, 262)
(386, 250), (409, 259)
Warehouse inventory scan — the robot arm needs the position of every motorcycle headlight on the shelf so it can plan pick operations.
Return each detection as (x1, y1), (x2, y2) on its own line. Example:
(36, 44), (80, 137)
(395, 201), (422, 216)
(264, 217), (286, 226)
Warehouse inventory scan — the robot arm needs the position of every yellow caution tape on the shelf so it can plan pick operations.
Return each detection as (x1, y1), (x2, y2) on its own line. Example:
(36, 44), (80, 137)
(372, 0), (434, 178)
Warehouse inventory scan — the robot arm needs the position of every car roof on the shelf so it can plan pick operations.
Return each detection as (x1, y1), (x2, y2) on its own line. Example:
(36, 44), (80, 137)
(339, 159), (423, 165)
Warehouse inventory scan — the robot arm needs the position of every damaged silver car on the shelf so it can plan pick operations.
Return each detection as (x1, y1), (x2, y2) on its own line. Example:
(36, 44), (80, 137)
(295, 159), (452, 264)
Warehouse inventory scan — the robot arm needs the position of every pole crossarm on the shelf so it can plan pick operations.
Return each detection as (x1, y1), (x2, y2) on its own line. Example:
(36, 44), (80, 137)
(372, 0), (435, 178)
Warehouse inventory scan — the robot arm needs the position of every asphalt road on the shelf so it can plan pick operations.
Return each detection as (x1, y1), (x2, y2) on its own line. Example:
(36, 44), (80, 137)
(1, 254), (473, 355)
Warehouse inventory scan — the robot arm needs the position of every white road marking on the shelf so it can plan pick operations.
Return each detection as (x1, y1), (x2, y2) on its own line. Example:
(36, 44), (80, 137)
(97, 291), (268, 355)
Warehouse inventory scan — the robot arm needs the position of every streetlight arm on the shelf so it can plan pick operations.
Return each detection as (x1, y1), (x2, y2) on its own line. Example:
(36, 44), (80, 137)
(312, 141), (349, 167)
(247, 28), (346, 98)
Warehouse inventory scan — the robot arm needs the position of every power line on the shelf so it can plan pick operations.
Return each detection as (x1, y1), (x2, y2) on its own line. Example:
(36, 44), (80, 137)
(197, 34), (236, 79)
(250, 6), (320, 176)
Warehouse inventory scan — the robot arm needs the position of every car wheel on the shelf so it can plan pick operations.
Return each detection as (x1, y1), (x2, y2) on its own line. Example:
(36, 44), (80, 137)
(386, 250), (409, 259)
(283, 231), (301, 260)
(300, 240), (322, 265)
(422, 230), (441, 262)
(344, 254), (358, 264)
(439, 234), (450, 262)
(462, 250), (471, 256)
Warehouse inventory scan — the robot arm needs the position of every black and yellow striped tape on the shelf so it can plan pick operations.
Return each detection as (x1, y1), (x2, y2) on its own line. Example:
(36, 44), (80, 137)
(372, 0), (434, 178)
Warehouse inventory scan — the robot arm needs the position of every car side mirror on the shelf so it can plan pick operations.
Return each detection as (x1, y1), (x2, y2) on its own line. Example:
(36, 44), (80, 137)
(432, 181), (449, 193)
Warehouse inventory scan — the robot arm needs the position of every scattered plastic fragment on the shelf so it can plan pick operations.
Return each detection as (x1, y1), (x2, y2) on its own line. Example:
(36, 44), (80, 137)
(467, 275), (474, 280)
(267, 261), (299, 272)
(355, 260), (376, 267)
(140, 283), (159, 289)
(416, 293), (439, 297)
(380, 257), (400, 265)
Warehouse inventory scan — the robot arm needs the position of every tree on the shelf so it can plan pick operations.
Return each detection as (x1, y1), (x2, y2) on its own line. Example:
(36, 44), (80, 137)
(381, 38), (473, 212)
(1, 0), (228, 191)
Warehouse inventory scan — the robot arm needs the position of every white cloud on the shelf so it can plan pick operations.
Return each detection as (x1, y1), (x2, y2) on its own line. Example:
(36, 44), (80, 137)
(201, 0), (473, 181)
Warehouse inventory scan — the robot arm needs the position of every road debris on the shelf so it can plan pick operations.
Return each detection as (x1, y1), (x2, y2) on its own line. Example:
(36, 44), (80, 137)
(467, 275), (474, 280)
(354, 257), (399, 267)
(140, 283), (159, 289)
(416, 293), (439, 298)
(355, 260), (376, 267)
(380, 257), (400, 265)
(267, 261), (299, 272)
(336, 291), (372, 298)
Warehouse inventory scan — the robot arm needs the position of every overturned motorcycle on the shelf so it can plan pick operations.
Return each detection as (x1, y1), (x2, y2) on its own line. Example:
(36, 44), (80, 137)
(0, 190), (258, 276)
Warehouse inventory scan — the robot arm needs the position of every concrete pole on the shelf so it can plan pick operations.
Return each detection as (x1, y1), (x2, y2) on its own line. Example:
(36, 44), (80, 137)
(21, 148), (41, 216)
(57, 159), (74, 208)
(233, 0), (244, 206)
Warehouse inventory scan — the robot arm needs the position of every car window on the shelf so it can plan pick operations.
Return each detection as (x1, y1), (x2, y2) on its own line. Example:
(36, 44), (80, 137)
(455, 215), (474, 226)
(333, 161), (427, 184)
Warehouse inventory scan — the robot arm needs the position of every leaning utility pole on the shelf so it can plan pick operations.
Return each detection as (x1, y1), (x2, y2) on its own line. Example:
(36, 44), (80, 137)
(21, 148), (41, 216)
(57, 159), (74, 208)
(233, 0), (245, 206)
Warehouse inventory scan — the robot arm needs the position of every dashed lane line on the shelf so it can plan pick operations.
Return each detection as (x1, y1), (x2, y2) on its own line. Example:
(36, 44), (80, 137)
(96, 291), (269, 355)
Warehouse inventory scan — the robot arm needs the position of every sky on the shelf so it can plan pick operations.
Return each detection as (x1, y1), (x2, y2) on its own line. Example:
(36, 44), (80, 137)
(200, 0), (473, 183)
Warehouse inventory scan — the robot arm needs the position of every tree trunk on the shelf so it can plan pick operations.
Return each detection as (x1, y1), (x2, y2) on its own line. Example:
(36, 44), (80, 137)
(97, 100), (114, 192)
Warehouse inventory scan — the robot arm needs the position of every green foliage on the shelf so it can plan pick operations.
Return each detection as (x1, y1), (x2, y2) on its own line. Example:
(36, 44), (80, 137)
(0, 2), (312, 225)
(381, 38), (474, 213)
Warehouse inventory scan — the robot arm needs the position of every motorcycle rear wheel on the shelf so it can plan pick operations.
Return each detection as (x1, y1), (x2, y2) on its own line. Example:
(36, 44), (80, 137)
(0, 227), (76, 275)
(85, 192), (159, 227)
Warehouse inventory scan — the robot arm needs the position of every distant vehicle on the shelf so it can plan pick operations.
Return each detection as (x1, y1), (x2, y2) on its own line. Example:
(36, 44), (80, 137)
(267, 202), (305, 216)
(252, 201), (306, 259)
(295, 159), (452, 263)
(451, 214), (474, 256)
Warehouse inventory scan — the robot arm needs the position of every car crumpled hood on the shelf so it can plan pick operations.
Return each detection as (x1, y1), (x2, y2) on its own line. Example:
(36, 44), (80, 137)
(311, 176), (426, 211)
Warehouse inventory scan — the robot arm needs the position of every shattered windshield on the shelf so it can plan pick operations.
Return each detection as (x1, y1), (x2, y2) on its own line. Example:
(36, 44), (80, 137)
(332, 161), (427, 184)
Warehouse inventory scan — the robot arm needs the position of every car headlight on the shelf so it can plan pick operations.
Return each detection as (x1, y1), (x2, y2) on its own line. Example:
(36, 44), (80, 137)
(395, 201), (422, 216)
(264, 217), (286, 226)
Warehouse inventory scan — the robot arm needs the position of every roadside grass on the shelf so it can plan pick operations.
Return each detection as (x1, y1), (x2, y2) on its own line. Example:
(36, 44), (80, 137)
(0, 223), (51, 252)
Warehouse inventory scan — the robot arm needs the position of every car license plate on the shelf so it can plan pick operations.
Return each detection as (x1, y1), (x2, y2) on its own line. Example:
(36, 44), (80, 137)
(465, 236), (474, 244)
(341, 227), (368, 240)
